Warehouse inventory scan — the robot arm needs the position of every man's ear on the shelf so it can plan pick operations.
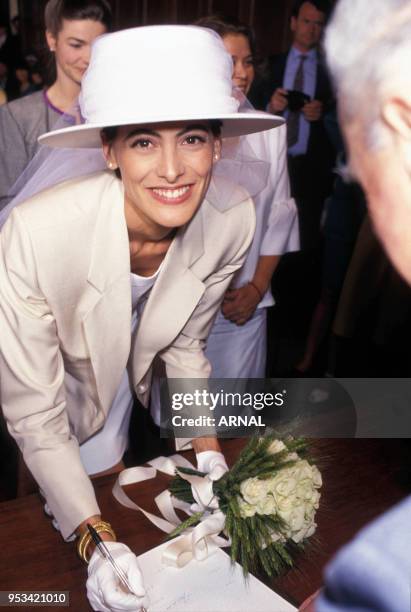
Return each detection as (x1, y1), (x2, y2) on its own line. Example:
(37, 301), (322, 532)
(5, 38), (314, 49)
(382, 96), (411, 143)
(290, 16), (297, 34)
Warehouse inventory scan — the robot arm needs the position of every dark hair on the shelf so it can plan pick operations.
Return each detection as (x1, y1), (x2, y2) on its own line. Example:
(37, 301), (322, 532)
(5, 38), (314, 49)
(44, 0), (113, 37)
(15, 59), (30, 72)
(42, 1), (112, 86)
(194, 14), (268, 81)
(101, 121), (222, 145)
(291, 0), (331, 19)
(195, 14), (256, 59)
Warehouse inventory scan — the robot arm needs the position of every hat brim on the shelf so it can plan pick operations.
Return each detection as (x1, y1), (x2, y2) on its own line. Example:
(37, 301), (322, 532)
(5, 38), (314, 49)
(38, 113), (284, 148)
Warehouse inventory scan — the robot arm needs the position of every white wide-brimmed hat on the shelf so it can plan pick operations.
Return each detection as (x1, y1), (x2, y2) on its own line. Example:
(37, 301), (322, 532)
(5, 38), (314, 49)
(39, 25), (283, 148)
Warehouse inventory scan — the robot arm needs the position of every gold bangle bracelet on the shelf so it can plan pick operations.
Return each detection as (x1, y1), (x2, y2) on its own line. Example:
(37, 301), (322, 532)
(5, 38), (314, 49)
(78, 522), (116, 563)
(82, 521), (116, 563)
(77, 531), (92, 563)
(77, 520), (116, 564)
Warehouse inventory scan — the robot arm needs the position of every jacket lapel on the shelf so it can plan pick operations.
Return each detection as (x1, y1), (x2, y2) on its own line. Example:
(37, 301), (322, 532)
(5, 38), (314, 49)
(82, 176), (132, 412)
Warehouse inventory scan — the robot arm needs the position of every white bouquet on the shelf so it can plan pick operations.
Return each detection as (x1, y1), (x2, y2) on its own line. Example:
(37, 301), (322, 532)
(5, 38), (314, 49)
(168, 435), (322, 577)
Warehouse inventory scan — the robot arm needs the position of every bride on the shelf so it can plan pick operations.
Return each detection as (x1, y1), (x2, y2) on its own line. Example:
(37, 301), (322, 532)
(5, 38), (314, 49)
(0, 25), (282, 611)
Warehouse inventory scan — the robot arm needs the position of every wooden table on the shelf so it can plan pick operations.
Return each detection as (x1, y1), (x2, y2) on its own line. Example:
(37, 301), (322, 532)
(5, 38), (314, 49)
(0, 439), (409, 611)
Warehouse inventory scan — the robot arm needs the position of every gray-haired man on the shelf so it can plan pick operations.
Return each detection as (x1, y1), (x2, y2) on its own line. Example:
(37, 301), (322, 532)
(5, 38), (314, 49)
(326, 0), (411, 288)
(299, 1), (411, 610)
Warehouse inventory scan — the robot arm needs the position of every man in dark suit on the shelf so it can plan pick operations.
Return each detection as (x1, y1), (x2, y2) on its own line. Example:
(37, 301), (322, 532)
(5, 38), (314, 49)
(263, 0), (334, 251)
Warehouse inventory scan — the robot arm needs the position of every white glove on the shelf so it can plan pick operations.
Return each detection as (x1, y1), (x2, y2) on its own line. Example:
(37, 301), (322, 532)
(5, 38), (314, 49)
(87, 542), (149, 612)
(196, 450), (228, 481)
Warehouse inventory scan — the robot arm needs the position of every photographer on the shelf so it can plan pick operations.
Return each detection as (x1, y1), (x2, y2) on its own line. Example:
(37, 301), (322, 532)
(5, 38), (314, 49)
(265, 0), (334, 253)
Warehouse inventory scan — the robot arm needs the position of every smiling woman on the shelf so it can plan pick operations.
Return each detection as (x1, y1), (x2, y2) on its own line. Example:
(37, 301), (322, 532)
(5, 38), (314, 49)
(102, 122), (221, 244)
(0, 25), (282, 611)
(46, 18), (107, 90)
(0, 0), (112, 211)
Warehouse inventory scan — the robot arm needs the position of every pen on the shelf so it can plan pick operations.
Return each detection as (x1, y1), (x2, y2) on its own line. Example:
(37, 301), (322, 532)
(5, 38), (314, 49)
(87, 523), (147, 612)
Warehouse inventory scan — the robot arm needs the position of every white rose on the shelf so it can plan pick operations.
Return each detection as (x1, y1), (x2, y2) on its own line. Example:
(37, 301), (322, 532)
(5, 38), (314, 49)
(256, 494), (276, 516)
(287, 452), (299, 462)
(310, 489), (321, 509)
(301, 503), (319, 526)
(291, 519), (317, 543)
(276, 477), (298, 498)
(311, 465), (322, 487)
(294, 460), (314, 481)
(269, 468), (298, 498)
(238, 497), (256, 518)
(267, 439), (286, 454)
(303, 522), (316, 539)
(297, 461), (322, 489)
(240, 477), (269, 505)
(279, 504), (305, 533)
(296, 480), (317, 502)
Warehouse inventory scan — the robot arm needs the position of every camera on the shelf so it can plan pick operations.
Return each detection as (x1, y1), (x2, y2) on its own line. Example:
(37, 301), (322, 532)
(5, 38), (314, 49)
(286, 89), (310, 111)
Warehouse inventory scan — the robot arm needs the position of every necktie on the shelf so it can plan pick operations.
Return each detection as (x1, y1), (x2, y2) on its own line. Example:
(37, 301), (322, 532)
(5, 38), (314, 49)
(287, 54), (306, 148)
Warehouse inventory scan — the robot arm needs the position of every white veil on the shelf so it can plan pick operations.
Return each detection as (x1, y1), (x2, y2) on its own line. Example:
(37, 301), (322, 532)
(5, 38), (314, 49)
(0, 92), (271, 230)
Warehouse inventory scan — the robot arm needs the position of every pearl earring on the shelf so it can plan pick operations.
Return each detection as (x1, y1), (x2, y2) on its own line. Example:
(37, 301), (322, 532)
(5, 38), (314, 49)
(214, 154), (219, 161)
(107, 162), (116, 170)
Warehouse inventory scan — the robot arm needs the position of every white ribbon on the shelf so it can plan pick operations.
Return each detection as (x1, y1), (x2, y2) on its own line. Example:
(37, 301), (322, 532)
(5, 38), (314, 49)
(112, 455), (230, 568)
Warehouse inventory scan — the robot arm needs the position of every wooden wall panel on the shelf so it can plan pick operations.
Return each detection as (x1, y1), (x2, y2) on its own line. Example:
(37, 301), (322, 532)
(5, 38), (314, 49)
(176, 0), (205, 25)
(18, 0), (47, 52)
(0, 0), (10, 21)
(146, 0), (175, 24)
(209, 0), (240, 18)
(17, 0), (296, 59)
(112, 0), (144, 29)
(252, 0), (294, 56)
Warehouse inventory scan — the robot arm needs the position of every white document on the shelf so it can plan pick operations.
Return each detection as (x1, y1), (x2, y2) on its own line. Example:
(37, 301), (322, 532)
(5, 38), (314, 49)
(138, 541), (297, 612)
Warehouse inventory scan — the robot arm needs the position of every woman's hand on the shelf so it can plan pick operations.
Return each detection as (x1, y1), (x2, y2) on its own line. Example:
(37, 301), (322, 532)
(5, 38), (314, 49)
(87, 542), (149, 611)
(193, 451), (228, 510)
(196, 450), (228, 480)
(221, 283), (261, 325)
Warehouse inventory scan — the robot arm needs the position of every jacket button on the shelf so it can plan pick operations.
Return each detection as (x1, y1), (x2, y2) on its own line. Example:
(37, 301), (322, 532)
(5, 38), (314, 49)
(137, 382), (148, 394)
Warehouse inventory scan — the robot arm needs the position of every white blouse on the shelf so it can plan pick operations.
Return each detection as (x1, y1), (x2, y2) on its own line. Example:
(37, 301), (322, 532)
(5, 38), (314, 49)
(79, 266), (162, 474)
(228, 122), (299, 308)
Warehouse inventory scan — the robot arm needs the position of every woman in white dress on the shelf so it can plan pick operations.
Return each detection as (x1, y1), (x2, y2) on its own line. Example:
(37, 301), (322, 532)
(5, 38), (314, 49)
(197, 16), (299, 378)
